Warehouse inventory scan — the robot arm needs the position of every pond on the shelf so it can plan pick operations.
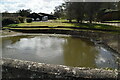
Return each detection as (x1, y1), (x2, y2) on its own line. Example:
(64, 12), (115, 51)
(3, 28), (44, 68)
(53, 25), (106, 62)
(1, 34), (118, 69)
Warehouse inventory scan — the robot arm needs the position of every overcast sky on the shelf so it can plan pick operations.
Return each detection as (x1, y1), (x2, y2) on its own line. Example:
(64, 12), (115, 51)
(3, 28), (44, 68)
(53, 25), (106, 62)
(0, 0), (64, 14)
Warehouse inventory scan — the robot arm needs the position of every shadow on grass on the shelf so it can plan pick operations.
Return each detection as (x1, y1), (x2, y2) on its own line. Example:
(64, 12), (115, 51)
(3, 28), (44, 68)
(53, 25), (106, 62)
(62, 21), (120, 30)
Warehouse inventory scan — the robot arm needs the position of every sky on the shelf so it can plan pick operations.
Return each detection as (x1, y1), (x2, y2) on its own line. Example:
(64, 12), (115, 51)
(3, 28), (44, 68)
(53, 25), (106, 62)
(0, 0), (64, 14)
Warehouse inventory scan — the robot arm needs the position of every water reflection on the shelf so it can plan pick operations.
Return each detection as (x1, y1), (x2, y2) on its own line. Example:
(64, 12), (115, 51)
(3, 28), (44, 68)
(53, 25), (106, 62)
(63, 37), (98, 67)
(95, 47), (117, 68)
(2, 36), (64, 64)
(1, 35), (118, 69)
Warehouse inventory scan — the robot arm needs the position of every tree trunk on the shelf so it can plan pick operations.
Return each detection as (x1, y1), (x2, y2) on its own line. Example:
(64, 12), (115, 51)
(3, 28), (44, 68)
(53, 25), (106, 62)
(89, 17), (92, 23)
(89, 20), (92, 23)
(77, 19), (80, 23)
(69, 19), (72, 23)
(80, 20), (82, 23)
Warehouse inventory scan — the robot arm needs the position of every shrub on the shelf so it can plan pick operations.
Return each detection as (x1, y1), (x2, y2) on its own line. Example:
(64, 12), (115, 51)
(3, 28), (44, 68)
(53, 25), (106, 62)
(2, 18), (20, 26)
(26, 18), (32, 23)
(14, 19), (20, 24)
(18, 17), (25, 23)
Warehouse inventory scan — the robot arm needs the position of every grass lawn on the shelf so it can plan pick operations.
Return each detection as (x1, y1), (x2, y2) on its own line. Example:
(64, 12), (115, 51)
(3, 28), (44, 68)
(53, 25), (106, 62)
(74, 23), (120, 30)
(6, 20), (120, 32)
(9, 20), (74, 27)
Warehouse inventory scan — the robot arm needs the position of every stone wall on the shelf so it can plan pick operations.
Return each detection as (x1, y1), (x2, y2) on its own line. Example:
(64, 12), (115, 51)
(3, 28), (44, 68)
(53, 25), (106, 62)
(1, 58), (118, 79)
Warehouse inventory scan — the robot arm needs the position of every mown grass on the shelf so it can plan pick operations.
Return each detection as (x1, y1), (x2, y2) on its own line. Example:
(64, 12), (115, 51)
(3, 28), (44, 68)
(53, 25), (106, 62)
(7, 19), (120, 31)
(73, 23), (120, 30)
(9, 21), (74, 27)
(10, 28), (75, 31)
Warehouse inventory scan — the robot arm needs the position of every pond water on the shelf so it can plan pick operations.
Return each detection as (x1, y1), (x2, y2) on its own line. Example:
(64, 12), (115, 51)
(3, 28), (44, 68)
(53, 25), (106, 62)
(1, 34), (118, 69)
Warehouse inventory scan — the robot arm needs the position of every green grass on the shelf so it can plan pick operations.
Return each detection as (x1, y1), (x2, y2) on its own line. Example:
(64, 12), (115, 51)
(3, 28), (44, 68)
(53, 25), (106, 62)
(7, 20), (120, 32)
(73, 23), (120, 30)
(10, 28), (75, 31)
(9, 21), (74, 27)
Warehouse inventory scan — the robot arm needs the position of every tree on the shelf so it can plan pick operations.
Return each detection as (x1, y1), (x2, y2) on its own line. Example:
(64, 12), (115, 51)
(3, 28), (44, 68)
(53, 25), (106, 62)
(54, 3), (66, 19)
(117, 1), (120, 10)
(17, 9), (32, 17)
(65, 2), (74, 22)
(65, 2), (85, 23)
(84, 2), (102, 23)
(54, 6), (61, 18)
(2, 11), (9, 17)
(101, 2), (117, 10)
(54, 2), (119, 23)
(72, 2), (85, 23)
(63, 2), (101, 23)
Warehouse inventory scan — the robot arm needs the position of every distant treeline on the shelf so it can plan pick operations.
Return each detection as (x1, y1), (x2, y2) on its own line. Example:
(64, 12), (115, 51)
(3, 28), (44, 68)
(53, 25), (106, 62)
(54, 2), (120, 23)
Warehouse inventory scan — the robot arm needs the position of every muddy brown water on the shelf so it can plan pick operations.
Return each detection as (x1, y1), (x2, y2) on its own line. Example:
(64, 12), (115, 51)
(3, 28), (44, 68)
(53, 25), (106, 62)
(1, 34), (118, 69)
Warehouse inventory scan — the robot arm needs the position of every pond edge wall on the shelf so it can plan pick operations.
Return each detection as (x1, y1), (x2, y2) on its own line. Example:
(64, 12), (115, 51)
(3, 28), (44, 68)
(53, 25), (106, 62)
(1, 58), (118, 79)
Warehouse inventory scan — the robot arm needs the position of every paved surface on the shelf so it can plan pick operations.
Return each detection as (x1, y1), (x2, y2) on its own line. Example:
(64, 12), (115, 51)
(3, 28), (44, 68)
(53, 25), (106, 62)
(97, 22), (120, 27)
(83, 21), (120, 27)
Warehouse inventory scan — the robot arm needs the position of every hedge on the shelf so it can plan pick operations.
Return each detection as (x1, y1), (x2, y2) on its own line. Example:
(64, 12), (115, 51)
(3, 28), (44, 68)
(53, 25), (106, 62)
(2, 18), (20, 26)
(26, 18), (32, 23)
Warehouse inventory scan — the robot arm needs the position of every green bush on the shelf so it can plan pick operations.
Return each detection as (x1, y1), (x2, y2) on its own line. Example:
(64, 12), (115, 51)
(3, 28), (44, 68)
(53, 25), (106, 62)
(2, 18), (20, 26)
(18, 17), (25, 23)
(26, 18), (32, 23)
(14, 19), (20, 24)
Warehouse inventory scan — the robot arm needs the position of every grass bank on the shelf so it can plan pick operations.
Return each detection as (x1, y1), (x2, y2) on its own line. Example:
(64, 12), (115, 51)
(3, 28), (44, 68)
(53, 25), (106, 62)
(3, 20), (120, 33)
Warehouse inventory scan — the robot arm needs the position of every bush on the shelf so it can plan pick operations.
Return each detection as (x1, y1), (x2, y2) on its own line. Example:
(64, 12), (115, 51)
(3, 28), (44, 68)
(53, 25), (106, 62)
(26, 18), (32, 23)
(18, 17), (25, 23)
(2, 18), (20, 26)
(14, 19), (20, 24)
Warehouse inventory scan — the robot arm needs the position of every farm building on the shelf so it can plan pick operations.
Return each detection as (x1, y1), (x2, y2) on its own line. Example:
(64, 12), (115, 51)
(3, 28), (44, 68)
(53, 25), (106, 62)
(101, 10), (120, 21)
(28, 13), (56, 21)
(39, 13), (56, 20)
(27, 13), (43, 21)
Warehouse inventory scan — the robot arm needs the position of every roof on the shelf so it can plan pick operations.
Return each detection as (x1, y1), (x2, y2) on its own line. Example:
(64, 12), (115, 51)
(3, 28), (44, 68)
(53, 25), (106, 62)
(31, 13), (43, 16)
(38, 13), (53, 16)
(38, 13), (44, 16)
(104, 10), (119, 14)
